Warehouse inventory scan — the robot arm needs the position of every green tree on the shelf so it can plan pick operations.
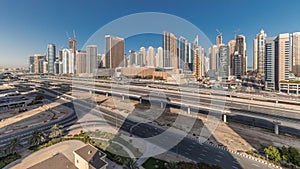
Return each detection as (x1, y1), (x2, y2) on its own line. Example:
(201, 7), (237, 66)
(287, 147), (300, 166)
(35, 93), (44, 101)
(166, 162), (179, 169)
(123, 158), (138, 169)
(264, 146), (281, 162)
(83, 134), (90, 144)
(280, 146), (290, 162)
(29, 130), (46, 146)
(50, 124), (63, 138)
(6, 138), (23, 155)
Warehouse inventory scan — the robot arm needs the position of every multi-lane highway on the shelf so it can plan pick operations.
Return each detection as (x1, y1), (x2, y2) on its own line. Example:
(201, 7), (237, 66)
(30, 76), (300, 135)
(0, 82), (281, 168)
(41, 86), (277, 169)
(17, 76), (300, 136)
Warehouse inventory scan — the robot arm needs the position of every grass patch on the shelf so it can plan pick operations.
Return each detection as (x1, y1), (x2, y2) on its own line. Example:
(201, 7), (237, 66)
(142, 157), (168, 169)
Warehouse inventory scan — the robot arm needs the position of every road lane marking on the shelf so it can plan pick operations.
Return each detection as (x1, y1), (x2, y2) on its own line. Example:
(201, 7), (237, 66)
(217, 155), (223, 158)
(233, 161), (239, 165)
(251, 163), (260, 168)
(232, 166), (239, 169)
(215, 159), (220, 162)
(200, 153), (205, 157)
(197, 157), (203, 160)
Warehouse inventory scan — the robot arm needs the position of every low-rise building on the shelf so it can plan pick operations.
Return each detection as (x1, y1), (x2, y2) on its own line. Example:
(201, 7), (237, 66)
(74, 144), (107, 169)
(28, 144), (107, 169)
(279, 80), (300, 95)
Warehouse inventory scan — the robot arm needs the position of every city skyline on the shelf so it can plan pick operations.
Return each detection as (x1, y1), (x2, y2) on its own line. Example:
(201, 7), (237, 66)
(1, 0), (300, 67)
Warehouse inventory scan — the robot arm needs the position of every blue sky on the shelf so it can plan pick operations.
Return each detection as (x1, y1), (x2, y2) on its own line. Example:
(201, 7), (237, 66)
(0, 0), (300, 68)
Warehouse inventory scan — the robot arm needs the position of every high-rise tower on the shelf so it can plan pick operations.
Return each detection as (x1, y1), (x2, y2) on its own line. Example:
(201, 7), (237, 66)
(163, 31), (178, 69)
(47, 43), (56, 74)
(105, 35), (125, 69)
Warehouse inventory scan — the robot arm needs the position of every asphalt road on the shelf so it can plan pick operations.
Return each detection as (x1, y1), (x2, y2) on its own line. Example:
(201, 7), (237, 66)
(1, 83), (280, 168)
(69, 82), (300, 136)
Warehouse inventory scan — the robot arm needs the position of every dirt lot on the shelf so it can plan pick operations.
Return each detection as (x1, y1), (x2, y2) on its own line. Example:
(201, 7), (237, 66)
(77, 93), (300, 153)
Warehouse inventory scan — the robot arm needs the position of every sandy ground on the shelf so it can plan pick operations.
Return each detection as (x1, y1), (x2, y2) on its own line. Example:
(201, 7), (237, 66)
(89, 93), (300, 153)
(0, 99), (72, 135)
(0, 85), (12, 90)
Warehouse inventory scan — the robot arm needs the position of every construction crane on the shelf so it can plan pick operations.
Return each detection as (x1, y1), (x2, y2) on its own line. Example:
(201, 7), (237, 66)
(66, 31), (70, 39)
(216, 29), (222, 36)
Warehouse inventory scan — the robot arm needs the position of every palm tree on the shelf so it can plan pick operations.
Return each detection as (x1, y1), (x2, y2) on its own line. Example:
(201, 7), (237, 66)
(166, 162), (179, 169)
(6, 138), (23, 155)
(50, 124), (63, 138)
(29, 130), (46, 146)
(123, 158), (139, 169)
(83, 134), (90, 144)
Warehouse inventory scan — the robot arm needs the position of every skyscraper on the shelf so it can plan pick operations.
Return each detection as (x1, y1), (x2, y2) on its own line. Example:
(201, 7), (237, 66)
(69, 38), (76, 52)
(156, 47), (163, 67)
(228, 39), (236, 76)
(253, 37), (258, 72)
(265, 37), (276, 90)
(163, 31), (178, 69)
(275, 33), (291, 90)
(254, 30), (267, 77)
(209, 45), (218, 72)
(54, 60), (62, 74)
(129, 50), (136, 67)
(58, 49), (63, 61)
(76, 50), (86, 74)
(178, 36), (193, 71)
(147, 46), (155, 67)
(86, 45), (97, 74)
(62, 49), (72, 74)
(139, 47), (146, 67)
(33, 54), (46, 74)
(193, 46), (204, 79)
(179, 37), (187, 69)
(232, 51), (242, 79)
(218, 44), (230, 80)
(47, 43), (56, 74)
(105, 35), (125, 69)
(69, 38), (76, 73)
(292, 32), (300, 76)
(216, 34), (223, 46)
(28, 56), (34, 73)
(235, 35), (247, 75)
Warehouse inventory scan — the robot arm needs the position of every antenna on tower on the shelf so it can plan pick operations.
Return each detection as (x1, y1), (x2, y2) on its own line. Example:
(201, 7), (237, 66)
(216, 29), (222, 36)
(73, 30), (76, 39)
(234, 28), (240, 39)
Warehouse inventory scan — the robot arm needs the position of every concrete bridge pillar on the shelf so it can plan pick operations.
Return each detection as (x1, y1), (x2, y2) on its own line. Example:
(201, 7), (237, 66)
(223, 114), (227, 123)
(187, 106), (191, 114)
(106, 92), (108, 97)
(273, 121), (281, 135)
(139, 97), (142, 104)
(160, 102), (164, 109)
(275, 124), (279, 135)
(89, 90), (92, 94)
(122, 95), (125, 100)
